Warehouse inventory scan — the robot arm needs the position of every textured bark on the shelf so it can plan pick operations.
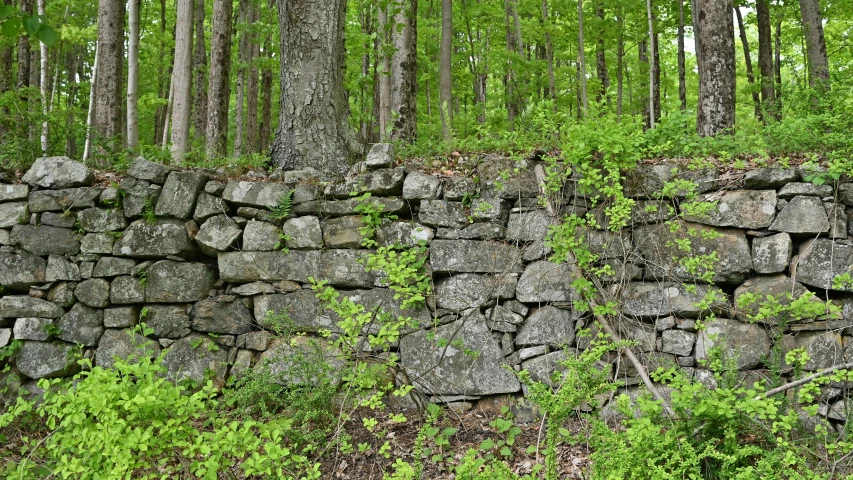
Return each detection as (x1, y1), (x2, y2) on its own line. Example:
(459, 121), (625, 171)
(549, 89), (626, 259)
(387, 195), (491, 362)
(696, 0), (736, 137)
(154, 0), (167, 144)
(37, 0), (47, 153)
(245, 3), (260, 153)
(390, 0), (417, 142)
(82, 45), (97, 162)
(377, 5), (392, 140)
(259, 61), (272, 153)
(639, 40), (649, 127)
(205, 0), (233, 157)
(594, 3), (608, 106)
(577, 0), (588, 115)
(756, 0), (777, 120)
(774, 19), (782, 102)
(677, 0), (686, 110)
(16, 0), (31, 91)
(127, 0), (140, 151)
(191, 0), (207, 142)
(439, 0), (452, 140)
(645, 0), (656, 128)
(65, 48), (78, 157)
(653, 32), (661, 125)
(735, 6), (760, 120)
(169, 0), (194, 162)
(94, 0), (125, 153)
(691, 0), (702, 96)
(234, 0), (248, 157)
(798, 0), (830, 92)
(542, 0), (555, 103)
(270, 0), (360, 174)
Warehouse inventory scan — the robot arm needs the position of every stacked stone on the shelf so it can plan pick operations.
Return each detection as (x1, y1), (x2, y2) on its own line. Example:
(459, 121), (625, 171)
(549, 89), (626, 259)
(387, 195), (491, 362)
(3, 152), (853, 426)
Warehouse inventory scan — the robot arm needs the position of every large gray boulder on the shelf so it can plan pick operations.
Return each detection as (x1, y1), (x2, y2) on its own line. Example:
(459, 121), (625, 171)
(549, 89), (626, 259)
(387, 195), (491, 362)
(119, 177), (161, 219)
(324, 168), (406, 198)
(430, 240), (522, 274)
(281, 216), (323, 249)
(222, 181), (291, 208)
(743, 168), (798, 189)
(506, 210), (550, 242)
(143, 304), (191, 338)
(10, 225), (80, 256)
(792, 331), (846, 371)
(154, 171), (207, 219)
(77, 207), (127, 232)
(191, 297), (254, 335)
(193, 192), (230, 223)
(14, 341), (82, 379)
(55, 303), (104, 346)
(435, 273), (517, 311)
(403, 172), (442, 200)
(196, 215), (242, 256)
(0, 296), (64, 319)
(769, 196), (830, 234)
(620, 282), (728, 318)
(12, 318), (53, 341)
(661, 330), (696, 357)
(778, 182), (833, 198)
(0, 253), (47, 290)
(418, 200), (468, 228)
(634, 220), (752, 284)
(127, 157), (173, 184)
(74, 278), (111, 308)
(752, 232), (792, 274)
(796, 239), (853, 291)
(733, 275), (814, 324)
(22, 157), (94, 189)
(95, 329), (161, 369)
(515, 260), (575, 303)
(243, 220), (282, 251)
(29, 187), (100, 213)
(516, 306), (574, 347)
(161, 334), (229, 387)
(365, 143), (394, 170)
(400, 315), (521, 395)
(0, 202), (28, 228)
(682, 190), (777, 229)
(695, 318), (771, 370)
(144, 261), (216, 303)
(0, 184), (29, 203)
(114, 219), (196, 258)
(219, 250), (320, 283)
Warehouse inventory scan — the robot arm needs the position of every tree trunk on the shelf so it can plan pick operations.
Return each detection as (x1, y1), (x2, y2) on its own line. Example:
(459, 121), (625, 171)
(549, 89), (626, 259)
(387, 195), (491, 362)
(161, 71), (174, 145)
(259, 57), (272, 153)
(774, 19), (782, 111)
(127, 0), (140, 151)
(154, 0), (167, 144)
(65, 48), (78, 157)
(83, 46), (98, 163)
(170, 0), (194, 162)
(639, 39), (650, 127)
(270, 0), (360, 174)
(234, 0), (248, 157)
(691, 0), (702, 99)
(616, 13), (624, 116)
(696, 0), (736, 137)
(652, 32), (661, 124)
(798, 0), (830, 93)
(245, 3), (260, 154)
(439, 0), (452, 141)
(16, 0), (31, 91)
(756, 0), (777, 120)
(378, 4), (392, 140)
(390, 0), (417, 142)
(735, 6), (760, 120)
(0, 45), (12, 137)
(577, 0), (588, 116)
(543, 0), (556, 103)
(677, 0), (686, 110)
(94, 0), (125, 156)
(594, 3), (608, 106)
(645, 0), (656, 128)
(192, 0), (207, 143)
(205, 0), (233, 158)
(38, 0), (48, 153)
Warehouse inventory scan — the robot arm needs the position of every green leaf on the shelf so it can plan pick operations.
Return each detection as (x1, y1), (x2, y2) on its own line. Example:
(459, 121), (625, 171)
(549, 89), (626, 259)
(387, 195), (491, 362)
(1, 18), (19, 37)
(479, 439), (495, 451)
(22, 14), (38, 36)
(0, 4), (14, 20)
(499, 445), (512, 457)
(36, 23), (57, 45)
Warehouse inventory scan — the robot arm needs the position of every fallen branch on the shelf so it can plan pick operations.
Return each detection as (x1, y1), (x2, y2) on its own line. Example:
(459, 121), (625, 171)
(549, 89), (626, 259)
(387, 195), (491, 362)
(761, 361), (853, 399)
(534, 164), (675, 418)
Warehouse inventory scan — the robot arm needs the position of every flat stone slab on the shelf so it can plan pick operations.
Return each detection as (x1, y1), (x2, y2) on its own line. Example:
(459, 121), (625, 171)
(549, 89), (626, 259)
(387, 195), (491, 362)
(10, 225), (80, 256)
(219, 250), (320, 283)
(0, 253), (47, 290)
(430, 240), (522, 274)
(620, 282), (728, 318)
(515, 260), (576, 303)
(695, 318), (771, 370)
(145, 261), (216, 303)
(797, 239), (853, 291)
(28, 187), (100, 212)
(683, 190), (777, 229)
(14, 341), (82, 379)
(769, 196), (829, 234)
(22, 156), (94, 189)
(113, 219), (196, 259)
(155, 171), (207, 219)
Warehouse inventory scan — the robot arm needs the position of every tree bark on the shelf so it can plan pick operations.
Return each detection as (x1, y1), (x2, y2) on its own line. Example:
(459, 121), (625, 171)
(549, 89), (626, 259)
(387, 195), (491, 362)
(65, 48), (78, 157)
(205, 0), (233, 158)
(94, 0), (125, 156)
(543, 0), (556, 103)
(594, 3), (608, 107)
(170, 0), (194, 162)
(696, 0), (736, 137)
(439, 0), (452, 141)
(16, 0), (31, 91)
(378, 4), (392, 140)
(270, 0), (360, 174)
(0, 45), (12, 137)
(774, 19), (782, 104)
(645, 0), (656, 128)
(83, 45), (98, 163)
(677, 0), (686, 110)
(154, 0), (167, 144)
(578, 0), (588, 116)
(192, 0), (207, 143)
(735, 5), (760, 120)
(234, 0), (248, 157)
(653, 32), (661, 124)
(756, 0), (777, 120)
(691, 0), (702, 100)
(639, 39), (650, 127)
(798, 0), (830, 93)
(259, 56), (272, 153)
(38, 0), (48, 154)
(245, 3), (260, 154)
(127, 0), (140, 151)
(390, 0), (417, 142)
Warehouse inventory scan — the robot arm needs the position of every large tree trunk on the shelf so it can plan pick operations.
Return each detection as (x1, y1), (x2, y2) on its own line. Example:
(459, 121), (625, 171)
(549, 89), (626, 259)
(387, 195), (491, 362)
(245, 3), (260, 154)
(82, 45), (97, 163)
(205, 0), (233, 158)
(639, 39), (650, 127)
(270, 0), (360, 174)
(735, 6), (760, 120)
(377, 4), (392, 140)
(170, 0), (194, 162)
(798, 0), (830, 93)
(645, 0), (656, 128)
(577, 0), (588, 116)
(94, 0), (125, 156)
(439, 0), (452, 141)
(127, 0), (140, 151)
(696, 0), (736, 137)
(154, 0), (167, 144)
(234, 0), (248, 157)
(16, 0), (31, 91)
(390, 0), (417, 142)
(65, 48), (78, 157)
(192, 0), (207, 143)
(38, 0), (48, 153)
(259, 58), (272, 153)
(774, 19), (782, 104)
(756, 0), (777, 120)
(652, 32), (661, 124)
(677, 0), (686, 110)
(594, 3), (608, 107)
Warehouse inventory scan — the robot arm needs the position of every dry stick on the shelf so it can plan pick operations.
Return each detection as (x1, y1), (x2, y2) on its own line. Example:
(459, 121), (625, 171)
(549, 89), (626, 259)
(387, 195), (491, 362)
(761, 361), (853, 399)
(533, 164), (675, 418)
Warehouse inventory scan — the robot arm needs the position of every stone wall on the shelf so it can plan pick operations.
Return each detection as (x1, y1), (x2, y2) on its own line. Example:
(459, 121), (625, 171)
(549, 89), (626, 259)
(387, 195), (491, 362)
(2, 151), (853, 423)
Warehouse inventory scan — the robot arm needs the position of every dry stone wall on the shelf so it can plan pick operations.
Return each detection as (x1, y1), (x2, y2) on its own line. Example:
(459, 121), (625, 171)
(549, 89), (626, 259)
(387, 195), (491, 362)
(2, 150), (853, 424)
